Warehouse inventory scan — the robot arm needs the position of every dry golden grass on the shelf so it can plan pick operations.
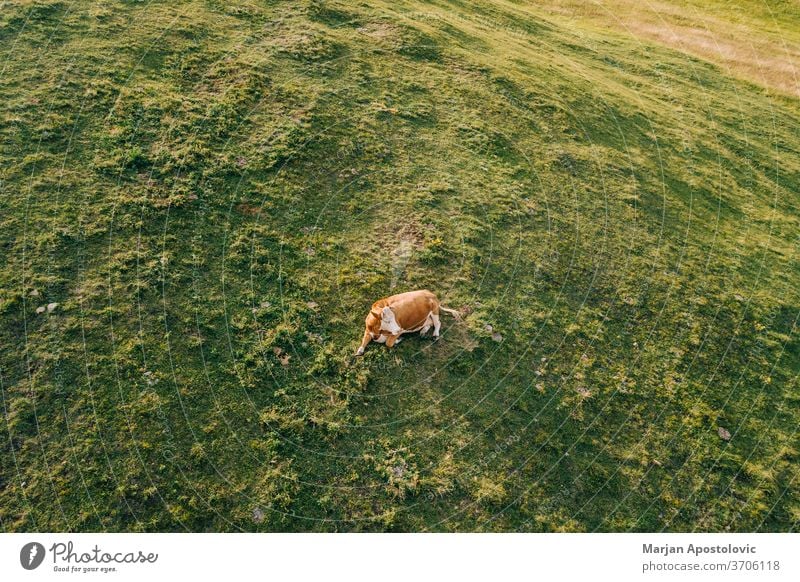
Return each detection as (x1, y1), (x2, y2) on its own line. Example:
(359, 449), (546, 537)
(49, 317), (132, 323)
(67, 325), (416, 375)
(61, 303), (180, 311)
(527, 0), (800, 98)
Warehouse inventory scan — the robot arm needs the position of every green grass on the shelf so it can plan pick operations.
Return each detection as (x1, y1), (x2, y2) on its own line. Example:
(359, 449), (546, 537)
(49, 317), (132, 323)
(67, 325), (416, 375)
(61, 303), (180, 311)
(1, 0), (798, 532)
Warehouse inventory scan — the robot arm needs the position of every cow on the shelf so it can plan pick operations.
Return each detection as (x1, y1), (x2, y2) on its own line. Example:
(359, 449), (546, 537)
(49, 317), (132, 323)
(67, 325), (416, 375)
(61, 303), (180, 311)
(355, 289), (460, 356)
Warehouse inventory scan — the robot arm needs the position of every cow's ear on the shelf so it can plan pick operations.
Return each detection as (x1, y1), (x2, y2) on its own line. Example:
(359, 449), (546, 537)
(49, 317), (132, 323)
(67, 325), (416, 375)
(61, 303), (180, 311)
(370, 308), (382, 319)
(381, 306), (394, 319)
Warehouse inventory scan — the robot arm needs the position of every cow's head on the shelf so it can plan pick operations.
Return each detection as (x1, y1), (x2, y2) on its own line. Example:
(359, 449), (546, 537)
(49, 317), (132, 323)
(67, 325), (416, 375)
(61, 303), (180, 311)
(379, 306), (402, 335)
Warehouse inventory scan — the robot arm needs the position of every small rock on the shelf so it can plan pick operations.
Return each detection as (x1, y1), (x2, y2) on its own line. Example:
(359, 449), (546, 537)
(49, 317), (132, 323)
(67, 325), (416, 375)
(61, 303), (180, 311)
(260, 301), (271, 309)
(718, 426), (732, 441)
(36, 306), (46, 314)
(47, 302), (59, 313)
(29, 289), (39, 297)
(273, 347), (283, 356)
(252, 507), (264, 523)
(279, 354), (290, 367)
(491, 331), (503, 342)
(484, 324), (493, 332)
(306, 301), (318, 310)
(304, 331), (323, 343)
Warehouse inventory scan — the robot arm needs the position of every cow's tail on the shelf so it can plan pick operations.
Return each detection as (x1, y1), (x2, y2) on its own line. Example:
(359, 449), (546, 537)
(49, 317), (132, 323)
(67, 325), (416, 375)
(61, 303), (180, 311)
(439, 305), (462, 321)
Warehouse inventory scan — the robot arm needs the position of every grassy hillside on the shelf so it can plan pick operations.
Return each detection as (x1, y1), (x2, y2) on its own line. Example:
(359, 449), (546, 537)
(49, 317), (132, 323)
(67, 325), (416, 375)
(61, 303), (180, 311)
(1, 0), (798, 532)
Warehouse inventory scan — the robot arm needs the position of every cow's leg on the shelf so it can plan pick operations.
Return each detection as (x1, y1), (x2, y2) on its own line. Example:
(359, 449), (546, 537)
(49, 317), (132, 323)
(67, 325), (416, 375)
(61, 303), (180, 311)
(385, 334), (402, 348)
(431, 313), (441, 339)
(355, 330), (372, 356)
(420, 313), (433, 336)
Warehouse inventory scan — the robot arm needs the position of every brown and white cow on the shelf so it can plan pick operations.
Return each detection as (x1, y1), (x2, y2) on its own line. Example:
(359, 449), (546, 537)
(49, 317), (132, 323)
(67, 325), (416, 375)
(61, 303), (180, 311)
(355, 289), (460, 356)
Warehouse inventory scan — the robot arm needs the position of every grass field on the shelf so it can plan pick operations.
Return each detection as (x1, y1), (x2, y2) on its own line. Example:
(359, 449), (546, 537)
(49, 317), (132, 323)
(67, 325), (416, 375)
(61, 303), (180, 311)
(1, 0), (798, 532)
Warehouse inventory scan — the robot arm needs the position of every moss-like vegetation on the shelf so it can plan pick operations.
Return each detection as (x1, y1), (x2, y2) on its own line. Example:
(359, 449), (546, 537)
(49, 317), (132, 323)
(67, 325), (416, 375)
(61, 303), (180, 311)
(1, 0), (798, 531)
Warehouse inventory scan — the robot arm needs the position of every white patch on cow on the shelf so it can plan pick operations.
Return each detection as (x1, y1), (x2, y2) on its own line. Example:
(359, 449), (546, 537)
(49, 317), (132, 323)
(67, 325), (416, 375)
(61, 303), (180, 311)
(376, 335), (387, 344)
(380, 306), (402, 335)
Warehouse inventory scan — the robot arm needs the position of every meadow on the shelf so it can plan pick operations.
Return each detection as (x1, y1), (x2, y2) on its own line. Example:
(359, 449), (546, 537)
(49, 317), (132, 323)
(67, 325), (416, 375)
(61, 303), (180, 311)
(0, 0), (798, 531)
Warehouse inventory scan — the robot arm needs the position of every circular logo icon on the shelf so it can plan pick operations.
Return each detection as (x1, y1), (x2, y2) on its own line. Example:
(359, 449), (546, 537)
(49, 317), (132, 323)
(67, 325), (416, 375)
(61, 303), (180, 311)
(20, 542), (46, 570)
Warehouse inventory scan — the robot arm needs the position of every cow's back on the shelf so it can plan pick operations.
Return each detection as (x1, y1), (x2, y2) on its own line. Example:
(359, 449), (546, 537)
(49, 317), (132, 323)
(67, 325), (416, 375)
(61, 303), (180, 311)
(385, 290), (437, 329)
